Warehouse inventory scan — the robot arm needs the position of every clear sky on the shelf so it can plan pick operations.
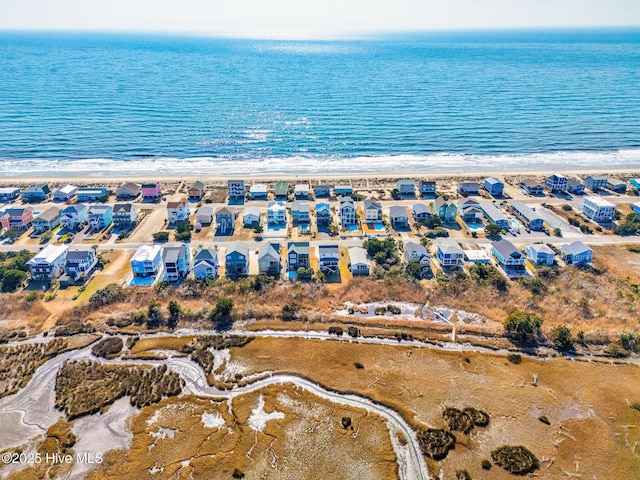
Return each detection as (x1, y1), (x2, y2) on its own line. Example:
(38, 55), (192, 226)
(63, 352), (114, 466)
(0, 0), (638, 39)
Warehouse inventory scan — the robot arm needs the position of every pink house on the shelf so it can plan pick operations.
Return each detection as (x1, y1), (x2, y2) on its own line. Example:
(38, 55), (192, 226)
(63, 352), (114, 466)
(141, 183), (162, 201)
(1, 207), (34, 231)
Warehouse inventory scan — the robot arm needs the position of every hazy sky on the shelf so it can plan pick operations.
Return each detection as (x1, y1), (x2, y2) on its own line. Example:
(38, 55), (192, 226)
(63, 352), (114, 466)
(1, 0), (639, 39)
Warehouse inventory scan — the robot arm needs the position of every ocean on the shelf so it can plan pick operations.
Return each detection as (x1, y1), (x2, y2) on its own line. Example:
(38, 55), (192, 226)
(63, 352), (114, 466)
(0, 29), (639, 176)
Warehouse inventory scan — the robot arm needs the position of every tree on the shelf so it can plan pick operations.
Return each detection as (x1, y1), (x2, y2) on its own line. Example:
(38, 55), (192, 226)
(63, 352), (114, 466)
(405, 262), (424, 281)
(4, 228), (20, 242)
(484, 223), (502, 238)
(39, 230), (52, 244)
(419, 237), (432, 248)
(504, 310), (543, 344)
(553, 227), (562, 237)
(253, 224), (263, 235)
(281, 302), (300, 320)
(213, 297), (234, 317)
(167, 300), (181, 329)
(421, 215), (442, 230)
(550, 325), (574, 351)
(391, 188), (402, 200)
(328, 224), (339, 236)
(147, 302), (164, 329)
(1, 269), (27, 292)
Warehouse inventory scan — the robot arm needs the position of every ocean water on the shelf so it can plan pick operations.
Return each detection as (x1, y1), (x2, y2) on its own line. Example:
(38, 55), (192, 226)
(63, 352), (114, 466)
(0, 29), (639, 176)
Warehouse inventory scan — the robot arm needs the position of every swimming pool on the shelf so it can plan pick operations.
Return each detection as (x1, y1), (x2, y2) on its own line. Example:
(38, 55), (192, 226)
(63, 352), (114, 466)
(346, 224), (359, 232)
(510, 219), (522, 229)
(372, 222), (385, 231)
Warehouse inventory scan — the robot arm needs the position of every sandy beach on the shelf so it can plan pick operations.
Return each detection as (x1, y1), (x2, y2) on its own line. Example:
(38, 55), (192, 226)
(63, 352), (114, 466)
(3, 166), (640, 189)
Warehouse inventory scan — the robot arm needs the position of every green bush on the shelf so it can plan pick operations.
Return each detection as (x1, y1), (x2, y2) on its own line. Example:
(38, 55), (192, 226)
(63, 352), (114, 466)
(153, 231), (170, 242)
(213, 297), (234, 317)
(504, 310), (543, 344)
(550, 325), (574, 351)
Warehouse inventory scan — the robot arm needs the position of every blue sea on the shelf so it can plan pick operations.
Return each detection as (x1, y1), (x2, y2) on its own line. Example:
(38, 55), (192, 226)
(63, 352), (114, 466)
(0, 29), (639, 176)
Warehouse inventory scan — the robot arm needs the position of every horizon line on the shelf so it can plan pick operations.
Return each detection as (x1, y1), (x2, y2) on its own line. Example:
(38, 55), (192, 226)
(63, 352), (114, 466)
(1, 24), (639, 41)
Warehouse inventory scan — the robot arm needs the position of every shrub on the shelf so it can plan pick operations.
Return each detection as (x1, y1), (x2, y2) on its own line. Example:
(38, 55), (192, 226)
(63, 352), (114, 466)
(131, 311), (147, 325)
(213, 297), (234, 317)
(328, 326), (343, 336)
(620, 331), (639, 353)
(152, 231), (170, 242)
(347, 326), (360, 338)
(491, 445), (539, 475)
(504, 310), (543, 344)
(553, 227), (562, 237)
(550, 325), (574, 351)
(146, 302), (164, 329)
(481, 459), (492, 470)
(281, 302), (300, 320)
(354, 362), (364, 369)
(507, 353), (522, 364)
(88, 284), (124, 307)
(416, 428), (456, 460)
(484, 223), (502, 238)
(561, 204), (573, 211)
(455, 471), (471, 480)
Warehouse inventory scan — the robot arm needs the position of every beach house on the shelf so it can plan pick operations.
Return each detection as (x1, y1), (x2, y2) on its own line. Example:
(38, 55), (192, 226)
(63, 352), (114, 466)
(267, 201), (287, 225)
(162, 244), (191, 282)
(334, 185), (353, 197)
(227, 180), (245, 202)
(584, 175), (608, 192)
(432, 196), (457, 222)
(560, 241), (593, 265)
(459, 199), (483, 223)
(274, 182), (289, 200)
(0, 187), (20, 202)
(491, 239), (525, 271)
(404, 242), (432, 277)
(32, 207), (61, 234)
(249, 184), (268, 200)
(27, 244), (68, 280)
(64, 248), (98, 283)
(188, 181), (206, 201)
(582, 196), (616, 222)
(287, 242), (310, 271)
(313, 184), (331, 198)
(116, 182), (141, 200)
(546, 173), (568, 192)
(258, 242), (281, 276)
(483, 177), (504, 197)
(225, 241), (249, 277)
(480, 202), (509, 230)
(192, 248), (218, 279)
(60, 204), (87, 231)
(0, 207), (34, 231)
(524, 243), (556, 266)
(22, 184), (51, 202)
(458, 182), (480, 195)
(363, 199), (383, 223)
(510, 202), (544, 230)
(215, 207), (236, 234)
(294, 184), (310, 200)
(290, 201), (310, 225)
(316, 202), (332, 226)
(318, 245), (339, 274)
(53, 185), (78, 202)
(411, 203), (431, 222)
(76, 187), (108, 203)
(242, 206), (261, 227)
(113, 203), (138, 230)
(607, 177), (627, 193)
(339, 197), (357, 226)
(419, 180), (436, 196)
(87, 205), (113, 231)
(131, 244), (162, 278)
(348, 246), (370, 275)
(389, 206), (409, 229)
(436, 239), (464, 268)
(195, 205), (214, 226)
(567, 178), (585, 195)
(141, 183), (162, 202)
(397, 179), (415, 197)
(520, 179), (544, 195)
(167, 199), (190, 224)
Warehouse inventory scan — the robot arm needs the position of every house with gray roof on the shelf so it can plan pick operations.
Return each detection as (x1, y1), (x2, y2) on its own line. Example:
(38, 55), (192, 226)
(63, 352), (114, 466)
(348, 246), (370, 275)
(225, 241), (249, 276)
(287, 242), (310, 271)
(524, 243), (555, 266)
(412, 203), (431, 222)
(510, 202), (544, 230)
(389, 206), (409, 229)
(258, 242), (281, 276)
(192, 248), (218, 279)
(436, 239), (464, 268)
(560, 241), (593, 265)
(162, 244), (191, 282)
(491, 238), (525, 271)
(404, 241), (432, 277)
(32, 206), (61, 234)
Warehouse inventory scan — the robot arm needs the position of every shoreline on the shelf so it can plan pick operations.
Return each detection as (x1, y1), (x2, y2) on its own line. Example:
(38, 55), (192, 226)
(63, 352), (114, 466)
(2, 166), (640, 187)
